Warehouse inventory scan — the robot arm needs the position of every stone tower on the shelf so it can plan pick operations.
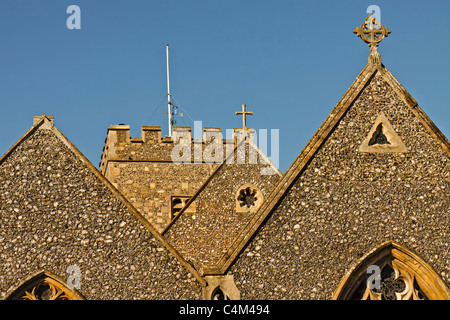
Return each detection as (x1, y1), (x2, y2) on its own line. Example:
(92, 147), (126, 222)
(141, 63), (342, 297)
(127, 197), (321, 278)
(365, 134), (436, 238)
(99, 120), (279, 232)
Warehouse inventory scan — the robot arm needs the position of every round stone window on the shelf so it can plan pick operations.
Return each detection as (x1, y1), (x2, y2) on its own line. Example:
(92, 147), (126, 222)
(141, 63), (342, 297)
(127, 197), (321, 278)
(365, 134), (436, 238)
(235, 183), (263, 213)
(238, 187), (258, 209)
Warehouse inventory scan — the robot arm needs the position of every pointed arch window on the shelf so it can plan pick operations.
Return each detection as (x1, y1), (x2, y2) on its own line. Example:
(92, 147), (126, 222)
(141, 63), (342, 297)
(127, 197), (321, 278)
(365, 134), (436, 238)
(332, 242), (450, 300)
(6, 271), (84, 300)
(351, 259), (428, 300)
(202, 275), (240, 300)
(212, 287), (229, 300)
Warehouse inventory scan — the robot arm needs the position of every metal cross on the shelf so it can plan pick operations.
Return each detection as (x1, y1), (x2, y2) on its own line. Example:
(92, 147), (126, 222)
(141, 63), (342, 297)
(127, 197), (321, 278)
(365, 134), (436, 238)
(235, 104), (253, 130)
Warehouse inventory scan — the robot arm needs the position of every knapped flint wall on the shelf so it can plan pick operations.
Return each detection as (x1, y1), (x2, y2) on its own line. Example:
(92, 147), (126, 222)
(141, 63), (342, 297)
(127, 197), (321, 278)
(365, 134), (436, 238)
(228, 72), (450, 299)
(0, 128), (202, 299)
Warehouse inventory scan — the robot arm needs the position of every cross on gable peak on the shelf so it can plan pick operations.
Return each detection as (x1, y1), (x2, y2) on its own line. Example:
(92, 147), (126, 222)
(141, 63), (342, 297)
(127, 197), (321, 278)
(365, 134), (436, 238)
(235, 104), (253, 130)
(353, 14), (391, 46)
(353, 14), (391, 65)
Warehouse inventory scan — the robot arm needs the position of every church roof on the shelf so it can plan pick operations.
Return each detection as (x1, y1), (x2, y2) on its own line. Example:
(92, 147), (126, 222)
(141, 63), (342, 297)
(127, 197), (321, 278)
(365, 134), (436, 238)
(201, 22), (450, 275)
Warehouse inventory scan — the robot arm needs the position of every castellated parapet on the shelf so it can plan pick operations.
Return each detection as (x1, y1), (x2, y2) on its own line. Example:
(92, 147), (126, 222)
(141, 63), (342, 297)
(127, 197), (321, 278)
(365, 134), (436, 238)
(100, 125), (255, 168)
(100, 124), (256, 232)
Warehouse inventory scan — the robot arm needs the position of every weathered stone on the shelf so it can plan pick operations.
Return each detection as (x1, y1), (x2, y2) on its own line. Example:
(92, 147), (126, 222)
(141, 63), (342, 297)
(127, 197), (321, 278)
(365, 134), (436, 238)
(227, 71), (450, 300)
(0, 120), (203, 299)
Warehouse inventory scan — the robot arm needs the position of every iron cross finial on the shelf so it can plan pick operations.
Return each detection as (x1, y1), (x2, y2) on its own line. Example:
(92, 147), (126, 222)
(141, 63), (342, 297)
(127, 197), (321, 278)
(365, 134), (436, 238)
(235, 104), (253, 130)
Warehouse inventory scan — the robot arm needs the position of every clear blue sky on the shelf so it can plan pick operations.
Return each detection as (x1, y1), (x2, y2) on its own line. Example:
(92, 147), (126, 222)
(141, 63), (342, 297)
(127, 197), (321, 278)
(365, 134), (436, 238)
(0, 0), (449, 173)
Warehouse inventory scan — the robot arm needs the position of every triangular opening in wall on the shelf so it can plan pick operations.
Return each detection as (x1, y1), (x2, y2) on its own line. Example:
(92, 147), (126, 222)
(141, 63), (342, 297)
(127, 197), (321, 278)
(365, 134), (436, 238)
(368, 123), (390, 146)
(359, 112), (407, 153)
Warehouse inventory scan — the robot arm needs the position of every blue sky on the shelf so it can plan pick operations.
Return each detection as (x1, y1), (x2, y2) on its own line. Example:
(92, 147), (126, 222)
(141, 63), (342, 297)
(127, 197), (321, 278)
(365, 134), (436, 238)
(0, 0), (449, 173)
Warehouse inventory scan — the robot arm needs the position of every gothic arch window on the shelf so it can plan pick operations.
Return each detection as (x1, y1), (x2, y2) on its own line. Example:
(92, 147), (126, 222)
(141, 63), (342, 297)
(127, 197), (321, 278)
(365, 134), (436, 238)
(332, 242), (450, 300)
(235, 183), (263, 213)
(202, 275), (240, 300)
(6, 270), (84, 300)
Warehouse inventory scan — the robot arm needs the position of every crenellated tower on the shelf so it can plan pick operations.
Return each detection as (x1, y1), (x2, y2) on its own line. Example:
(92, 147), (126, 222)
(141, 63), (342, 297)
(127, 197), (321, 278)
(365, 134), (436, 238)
(100, 121), (258, 232)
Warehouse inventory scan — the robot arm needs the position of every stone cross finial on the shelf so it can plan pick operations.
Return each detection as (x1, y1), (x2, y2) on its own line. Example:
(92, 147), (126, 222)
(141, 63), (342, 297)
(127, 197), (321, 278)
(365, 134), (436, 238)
(235, 104), (253, 130)
(353, 14), (391, 65)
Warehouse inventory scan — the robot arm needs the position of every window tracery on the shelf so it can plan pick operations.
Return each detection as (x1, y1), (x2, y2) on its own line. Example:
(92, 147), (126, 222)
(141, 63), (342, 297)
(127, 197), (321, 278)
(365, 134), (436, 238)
(22, 278), (73, 300)
(6, 271), (83, 300)
(333, 242), (450, 300)
(353, 261), (429, 300)
(235, 184), (263, 213)
(237, 187), (258, 209)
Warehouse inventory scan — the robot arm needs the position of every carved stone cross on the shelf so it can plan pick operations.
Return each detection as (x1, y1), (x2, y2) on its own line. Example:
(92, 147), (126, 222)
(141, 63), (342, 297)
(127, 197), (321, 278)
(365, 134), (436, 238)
(353, 14), (391, 64)
(353, 14), (391, 46)
(235, 104), (253, 130)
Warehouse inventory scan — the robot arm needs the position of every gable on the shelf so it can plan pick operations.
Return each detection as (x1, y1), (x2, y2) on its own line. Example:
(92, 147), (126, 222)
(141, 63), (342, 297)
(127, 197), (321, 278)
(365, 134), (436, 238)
(221, 65), (449, 298)
(0, 117), (205, 299)
(163, 138), (281, 274)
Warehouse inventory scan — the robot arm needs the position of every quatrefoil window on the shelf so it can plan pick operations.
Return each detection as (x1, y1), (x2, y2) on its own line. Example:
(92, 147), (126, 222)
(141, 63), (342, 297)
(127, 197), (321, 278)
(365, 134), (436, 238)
(370, 264), (408, 300)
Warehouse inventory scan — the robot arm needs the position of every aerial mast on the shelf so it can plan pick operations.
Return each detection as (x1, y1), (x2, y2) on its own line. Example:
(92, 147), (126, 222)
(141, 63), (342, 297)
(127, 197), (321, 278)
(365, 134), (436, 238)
(166, 44), (173, 137)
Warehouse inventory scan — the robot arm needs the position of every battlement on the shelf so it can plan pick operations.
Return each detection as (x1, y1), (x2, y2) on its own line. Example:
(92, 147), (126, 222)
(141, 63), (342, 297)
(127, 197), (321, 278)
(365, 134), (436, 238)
(99, 124), (254, 173)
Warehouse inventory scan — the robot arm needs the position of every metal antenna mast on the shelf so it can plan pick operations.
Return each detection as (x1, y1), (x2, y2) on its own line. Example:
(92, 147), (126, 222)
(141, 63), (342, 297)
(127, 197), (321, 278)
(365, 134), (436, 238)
(166, 44), (173, 137)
